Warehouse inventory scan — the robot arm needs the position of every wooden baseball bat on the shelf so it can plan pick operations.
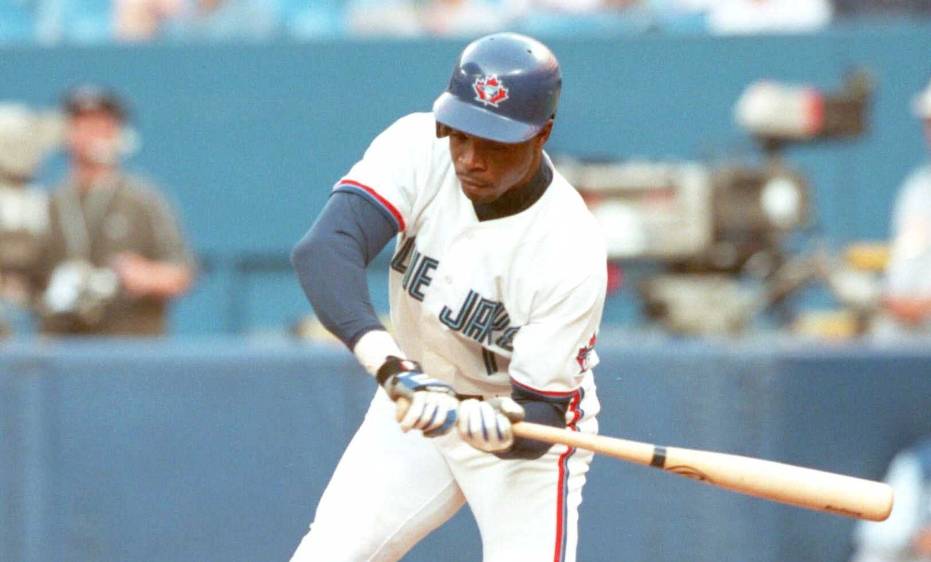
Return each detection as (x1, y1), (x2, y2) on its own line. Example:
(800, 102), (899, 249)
(393, 397), (893, 521)
(512, 421), (893, 522)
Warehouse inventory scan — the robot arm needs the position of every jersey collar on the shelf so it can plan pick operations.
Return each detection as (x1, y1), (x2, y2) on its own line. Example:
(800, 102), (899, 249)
(471, 161), (552, 222)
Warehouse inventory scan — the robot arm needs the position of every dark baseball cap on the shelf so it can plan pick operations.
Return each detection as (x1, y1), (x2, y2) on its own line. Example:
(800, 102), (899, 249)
(62, 84), (127, 121)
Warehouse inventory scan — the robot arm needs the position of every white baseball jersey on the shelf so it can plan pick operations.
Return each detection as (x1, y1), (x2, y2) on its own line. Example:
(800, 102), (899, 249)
(335, 112), (606, 399)
(292, 112), (606, 562)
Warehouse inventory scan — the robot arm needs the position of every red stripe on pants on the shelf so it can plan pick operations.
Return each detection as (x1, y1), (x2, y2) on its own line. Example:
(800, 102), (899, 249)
(552, 390), (582, 562)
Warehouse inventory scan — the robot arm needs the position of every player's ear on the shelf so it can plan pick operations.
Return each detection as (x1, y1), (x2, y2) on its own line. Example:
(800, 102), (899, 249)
(534, 120), (554, 148)
(436, 123), (451, 139)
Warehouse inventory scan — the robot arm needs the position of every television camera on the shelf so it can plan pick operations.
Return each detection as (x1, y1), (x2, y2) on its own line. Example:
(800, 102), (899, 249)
(560, 71), (874, 335)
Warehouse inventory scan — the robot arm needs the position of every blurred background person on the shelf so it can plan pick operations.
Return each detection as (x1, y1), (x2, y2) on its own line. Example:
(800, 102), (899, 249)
(162, 0), (282, 41)
(418, 0), (523, 37)
(878, 79), (931, 334)
(0, 102), (60, 336)
(114, 0), (183, 42)
(512, 0), (654, 36)
(37, 85), (195, 336)
(344, 0), (423, 37)
(694, 0), (833, 34)
(115, 0), (279, 42)
(850, 436), (931, 562)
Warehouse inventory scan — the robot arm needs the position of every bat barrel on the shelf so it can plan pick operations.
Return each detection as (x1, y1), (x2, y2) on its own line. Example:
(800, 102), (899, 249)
(511, 421), (894, 522)
(663, 447), (894, 522)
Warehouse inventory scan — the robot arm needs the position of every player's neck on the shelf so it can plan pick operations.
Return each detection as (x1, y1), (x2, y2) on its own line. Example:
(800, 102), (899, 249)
(472, 160), (551, 222)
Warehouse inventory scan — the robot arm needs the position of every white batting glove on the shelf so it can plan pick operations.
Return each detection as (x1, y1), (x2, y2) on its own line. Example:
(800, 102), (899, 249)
(456, 397), (525, 453)
(377, 357), (458, 437)
(397, 388), (459, 436)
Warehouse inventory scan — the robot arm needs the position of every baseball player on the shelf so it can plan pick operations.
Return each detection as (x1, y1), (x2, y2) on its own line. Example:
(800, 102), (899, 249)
(290, 32), (606, 562)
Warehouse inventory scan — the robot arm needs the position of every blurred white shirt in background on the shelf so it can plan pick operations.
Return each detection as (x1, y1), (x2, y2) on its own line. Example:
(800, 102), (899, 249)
(851, 442), (931, 562)
(886, 166), (931, 299)
(685, 0), (832, 34)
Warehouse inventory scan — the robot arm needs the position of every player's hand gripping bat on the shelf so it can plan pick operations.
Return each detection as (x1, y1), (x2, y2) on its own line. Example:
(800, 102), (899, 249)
(395, 397), (893, 521)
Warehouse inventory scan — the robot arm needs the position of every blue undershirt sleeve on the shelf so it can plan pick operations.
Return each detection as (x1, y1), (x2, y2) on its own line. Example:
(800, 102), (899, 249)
(290, 191), (399, 349)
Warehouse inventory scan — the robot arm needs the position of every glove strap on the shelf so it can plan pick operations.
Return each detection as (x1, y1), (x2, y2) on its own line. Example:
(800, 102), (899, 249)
(376, 356), (422, 387)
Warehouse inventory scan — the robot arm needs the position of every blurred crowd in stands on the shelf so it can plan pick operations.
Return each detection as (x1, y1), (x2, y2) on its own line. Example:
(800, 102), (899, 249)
(0, 0), (930, 44)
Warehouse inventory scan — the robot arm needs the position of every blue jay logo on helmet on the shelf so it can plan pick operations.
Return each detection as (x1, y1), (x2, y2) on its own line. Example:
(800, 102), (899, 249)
(473, 75), (509, 108)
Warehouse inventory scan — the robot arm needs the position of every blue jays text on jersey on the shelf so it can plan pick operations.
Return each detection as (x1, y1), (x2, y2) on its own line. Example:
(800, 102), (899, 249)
(391, 235), (520, 353)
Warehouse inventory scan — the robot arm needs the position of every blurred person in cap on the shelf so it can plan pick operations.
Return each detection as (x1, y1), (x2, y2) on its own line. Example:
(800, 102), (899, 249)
(0, 103), (60, 335)
(877, 78), (931, 334)
(850, 436), (931, 562)
(37, 85), (195, 336)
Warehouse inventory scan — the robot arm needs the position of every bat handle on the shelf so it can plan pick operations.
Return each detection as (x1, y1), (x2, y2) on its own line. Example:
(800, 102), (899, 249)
(513, 421), (657, 463)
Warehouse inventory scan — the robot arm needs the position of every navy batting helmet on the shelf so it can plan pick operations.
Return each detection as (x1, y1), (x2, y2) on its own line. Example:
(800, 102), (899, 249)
(433, 32), (561, 144)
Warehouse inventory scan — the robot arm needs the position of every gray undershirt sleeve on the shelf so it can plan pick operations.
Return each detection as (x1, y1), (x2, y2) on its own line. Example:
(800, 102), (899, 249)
(290, 191), (398, 349)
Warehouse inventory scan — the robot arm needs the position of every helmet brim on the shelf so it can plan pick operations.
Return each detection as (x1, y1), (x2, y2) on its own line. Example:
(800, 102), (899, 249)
(433, 92), (541, 144)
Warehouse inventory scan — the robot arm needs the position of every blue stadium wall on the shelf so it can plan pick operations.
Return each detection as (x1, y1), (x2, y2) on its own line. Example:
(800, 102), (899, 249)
(2, 24), (931, 334)
(2, 338), (931, 562)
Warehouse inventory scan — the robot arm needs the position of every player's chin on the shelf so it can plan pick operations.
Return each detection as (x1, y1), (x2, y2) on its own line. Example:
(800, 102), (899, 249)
(460, 182), (500, 204)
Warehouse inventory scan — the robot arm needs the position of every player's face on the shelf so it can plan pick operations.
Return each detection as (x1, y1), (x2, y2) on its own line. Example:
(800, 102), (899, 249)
(446, 124), (552, 204)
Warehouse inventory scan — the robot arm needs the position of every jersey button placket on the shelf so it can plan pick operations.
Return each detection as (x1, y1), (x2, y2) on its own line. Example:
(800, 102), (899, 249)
(443, 231), (470, 285)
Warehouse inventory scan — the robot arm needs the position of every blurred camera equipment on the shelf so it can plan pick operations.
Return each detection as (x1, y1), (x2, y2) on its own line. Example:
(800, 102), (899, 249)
(41, 260), (120, 328)
(561, 70), (873, 335)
